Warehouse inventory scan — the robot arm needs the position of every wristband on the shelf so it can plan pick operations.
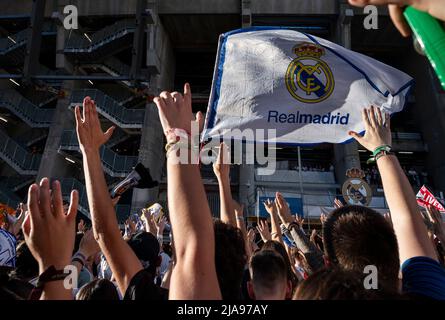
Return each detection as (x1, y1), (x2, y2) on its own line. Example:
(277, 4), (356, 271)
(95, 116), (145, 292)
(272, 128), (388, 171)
(367, 145), (392, 164)
(375, 150), (394, 162)
(29, 265), (68, 300)
(372, 145), (392, 157)
(287, 222), (300, 232)
(71, 257), (85, 267)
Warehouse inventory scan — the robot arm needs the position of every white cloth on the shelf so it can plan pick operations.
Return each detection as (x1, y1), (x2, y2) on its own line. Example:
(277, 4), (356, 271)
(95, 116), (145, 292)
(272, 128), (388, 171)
(0, 228), (16, 267)
(202, 27), (413, 144)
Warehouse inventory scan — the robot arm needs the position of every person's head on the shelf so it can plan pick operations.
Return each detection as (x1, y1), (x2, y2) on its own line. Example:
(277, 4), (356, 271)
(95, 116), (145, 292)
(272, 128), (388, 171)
(248, 249), (289, 300)
(261, 240), (297, 294)
(294, 267), (401, 300)
(322, 205), (400, 289)
(127, 231), (161, 275)
(76, 279), (120, 300)
(213, 219), (246, 300)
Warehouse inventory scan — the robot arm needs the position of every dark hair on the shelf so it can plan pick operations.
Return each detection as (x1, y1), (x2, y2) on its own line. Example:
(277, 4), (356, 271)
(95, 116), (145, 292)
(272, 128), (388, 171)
(213, 219), (247, 300)
(127, 231), (160, 275)
(261, 240), (298, 290)
(249, 249), (287, 294)
(294, 267), (401, 300)
(162, 243), (172, 257)
(322, 205), (400, 289)
(76, 279), (120, 300)
(9, 241), (38, 281)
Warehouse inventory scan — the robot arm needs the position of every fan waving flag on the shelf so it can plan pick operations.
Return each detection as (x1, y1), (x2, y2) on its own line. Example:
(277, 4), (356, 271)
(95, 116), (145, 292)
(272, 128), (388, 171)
(202, 27), (414, 144)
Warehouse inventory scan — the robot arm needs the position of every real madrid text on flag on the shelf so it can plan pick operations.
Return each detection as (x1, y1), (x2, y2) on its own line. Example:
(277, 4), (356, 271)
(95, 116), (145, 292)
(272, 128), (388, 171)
(201, 27), (414, 144)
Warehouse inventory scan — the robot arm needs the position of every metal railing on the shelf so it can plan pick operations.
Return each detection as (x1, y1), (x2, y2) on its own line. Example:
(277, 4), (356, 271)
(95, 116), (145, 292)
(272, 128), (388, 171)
(60, 130), (137, 176)
(102, 56), (131, 77)
(0, 29), (28, 54)
(0, 91), (54, 127)
(0, 176), (34, 191)
(65, 19), (136, 52)
(61, 128), (127, 149)
(15, 129), (48, 147)
(392, 132), (422, 140)
(59, 178), (90, 215)
(59, 178), (131, 221)
(0, 130), (41, 174)
(70, 89), (144, 128)
(0, 187), (20, 209)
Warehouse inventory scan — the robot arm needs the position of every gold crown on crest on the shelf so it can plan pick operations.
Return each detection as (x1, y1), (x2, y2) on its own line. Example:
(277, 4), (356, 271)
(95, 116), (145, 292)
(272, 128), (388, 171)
(293, 43), (325, 58)
(346, 168), (365, 179)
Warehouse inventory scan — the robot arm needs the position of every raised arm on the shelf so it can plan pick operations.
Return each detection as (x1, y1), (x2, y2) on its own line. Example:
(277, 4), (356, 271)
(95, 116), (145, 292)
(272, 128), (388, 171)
(275, 192), (324, 273)
(233, 200), (252, 259)
(213, 142), (236, 227)
(349, 105), (437, 262)
(263, 199), (284, 245)
(23, 179), (78, 300)
(153, 84), (221, 299)
(75, 97), (143, 296)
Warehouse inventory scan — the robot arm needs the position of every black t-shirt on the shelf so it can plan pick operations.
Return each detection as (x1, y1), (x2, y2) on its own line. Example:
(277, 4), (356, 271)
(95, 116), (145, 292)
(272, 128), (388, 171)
(123, 269), (168, 300)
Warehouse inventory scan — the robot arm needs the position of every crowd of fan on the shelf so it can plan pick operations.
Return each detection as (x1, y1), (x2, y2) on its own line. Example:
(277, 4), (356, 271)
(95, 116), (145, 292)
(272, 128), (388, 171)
(1, 0), (445, 300)
(1, 85), (445, 301)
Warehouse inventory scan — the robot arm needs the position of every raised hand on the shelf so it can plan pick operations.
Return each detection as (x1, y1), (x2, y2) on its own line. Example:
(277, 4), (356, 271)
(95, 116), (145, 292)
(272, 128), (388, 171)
(155, 216), (167, 237)
(77, 219), (86, 233)
(425, 205), (445, 240)
(7, 202), (26, 236)
(233, 200), (244, 219)
(256, 220), (272, 243)
(349, 105), (392, 152)
(295, 215), (305, 228)
(263, 198), (278, 217)
(141, 208), (157, 235)
(320, 213), (328, 225)
(213, 142), (231, 180)
(310, 229), (319, 243)
(348, 0), (445, 37)
(334, 198), (344, 209)
(247, 228), (256, 244)
(275, 192), (293, 225)
(78, 229), (100, 259)
(153, 83), (198, 135)
(22, 178), (78, 273)
(74, 96), (115, 152)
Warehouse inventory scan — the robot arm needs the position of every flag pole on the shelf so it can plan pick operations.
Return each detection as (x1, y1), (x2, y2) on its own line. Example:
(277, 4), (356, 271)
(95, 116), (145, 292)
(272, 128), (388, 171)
(297, 146), (308, 231)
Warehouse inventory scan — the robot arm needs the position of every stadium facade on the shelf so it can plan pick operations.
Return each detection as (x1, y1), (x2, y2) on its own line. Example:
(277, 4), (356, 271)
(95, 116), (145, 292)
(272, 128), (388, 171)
(0, 0), (443, 225)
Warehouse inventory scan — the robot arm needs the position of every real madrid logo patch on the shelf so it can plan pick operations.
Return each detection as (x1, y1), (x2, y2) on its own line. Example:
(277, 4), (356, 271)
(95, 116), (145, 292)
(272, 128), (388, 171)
(285, 43), (335, 104)
(341, 168), (373, 206)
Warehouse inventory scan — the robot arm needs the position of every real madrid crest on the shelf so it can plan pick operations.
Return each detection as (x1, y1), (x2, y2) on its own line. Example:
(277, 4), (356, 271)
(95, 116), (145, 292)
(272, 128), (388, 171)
(285, 43), (335, 104)
(341, 168), (373, 206)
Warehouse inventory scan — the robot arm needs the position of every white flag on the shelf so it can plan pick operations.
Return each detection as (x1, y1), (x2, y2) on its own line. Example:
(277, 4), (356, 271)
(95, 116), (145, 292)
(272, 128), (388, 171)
(202, 27), (413, 144)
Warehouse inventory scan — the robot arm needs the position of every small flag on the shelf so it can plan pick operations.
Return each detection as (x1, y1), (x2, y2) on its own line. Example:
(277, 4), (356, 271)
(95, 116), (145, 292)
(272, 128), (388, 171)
(416, 185), (445, 212)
